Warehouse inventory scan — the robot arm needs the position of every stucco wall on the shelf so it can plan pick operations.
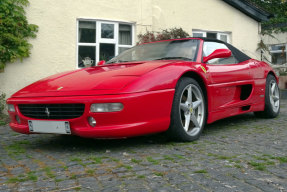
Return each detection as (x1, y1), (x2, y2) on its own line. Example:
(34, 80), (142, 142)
(0, 0), (261, 98)
(152, 0), (260, 58)
(262, 32), (287, 45)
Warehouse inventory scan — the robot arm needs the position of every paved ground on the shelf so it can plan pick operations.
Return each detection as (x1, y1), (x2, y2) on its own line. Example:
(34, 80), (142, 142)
(0, 101), (287, 192)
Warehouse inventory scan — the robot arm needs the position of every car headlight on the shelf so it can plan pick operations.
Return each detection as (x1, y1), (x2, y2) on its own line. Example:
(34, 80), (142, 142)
(90, 103), (124, 112)
(7, 104), (15, 112)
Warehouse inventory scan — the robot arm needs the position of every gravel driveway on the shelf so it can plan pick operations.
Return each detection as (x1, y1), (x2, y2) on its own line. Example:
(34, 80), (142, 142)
(0, 100), (286, 192)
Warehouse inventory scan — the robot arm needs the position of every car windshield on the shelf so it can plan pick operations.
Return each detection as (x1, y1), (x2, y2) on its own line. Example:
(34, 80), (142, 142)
(107, 39), (199, 64)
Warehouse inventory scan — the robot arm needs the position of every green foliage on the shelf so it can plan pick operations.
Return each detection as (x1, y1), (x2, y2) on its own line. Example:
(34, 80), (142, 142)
(279, 70), (287, 76)
(0, 0), (38, 71)
(249, 0), (287, 34)
(0, 92), (8, 126)
(137, 27), (189, 44)
(7, 171), (37, 183)
(194, 169), (208, 174)
(275, 156), (287, 163)
(0, 93), (5, 113)
(248, 161), (267, 171)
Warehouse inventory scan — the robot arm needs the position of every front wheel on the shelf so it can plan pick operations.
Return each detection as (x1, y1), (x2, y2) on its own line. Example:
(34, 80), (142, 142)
(255, 75), (280, 118)
(167, 77), (206, 142)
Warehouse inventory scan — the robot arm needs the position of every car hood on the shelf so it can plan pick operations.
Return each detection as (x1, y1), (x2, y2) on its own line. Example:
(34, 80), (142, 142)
(12, 60), (176, 97)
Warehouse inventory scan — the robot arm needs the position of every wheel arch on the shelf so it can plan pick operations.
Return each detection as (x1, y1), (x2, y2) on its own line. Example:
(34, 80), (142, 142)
(180, 71), (207, 96)
(267, 71), (279, 83)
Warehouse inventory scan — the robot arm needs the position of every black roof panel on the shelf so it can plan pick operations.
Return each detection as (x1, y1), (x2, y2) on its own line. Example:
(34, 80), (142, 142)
(197, 37), (251, 62)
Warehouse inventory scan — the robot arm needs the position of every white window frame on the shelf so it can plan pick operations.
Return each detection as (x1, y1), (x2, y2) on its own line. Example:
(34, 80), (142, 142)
(76, 18), (135, 68)
(98, 21), (118, 43)
(192, 30), (231, 43)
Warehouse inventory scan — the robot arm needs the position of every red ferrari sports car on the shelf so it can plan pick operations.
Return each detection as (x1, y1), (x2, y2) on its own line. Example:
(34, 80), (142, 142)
(7, 38), (280, 141)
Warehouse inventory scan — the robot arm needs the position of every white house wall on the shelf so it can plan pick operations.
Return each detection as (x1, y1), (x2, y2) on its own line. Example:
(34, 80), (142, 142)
(152, 0), (260, 58)
(262, 32), (287, 45)
(0, 0), (261, 98)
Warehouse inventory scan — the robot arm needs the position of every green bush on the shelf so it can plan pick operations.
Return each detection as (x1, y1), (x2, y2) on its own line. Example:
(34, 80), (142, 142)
(0, 93), (6, 113)
(279, 70), (287, 76)
(137, 27), (190, 44)
(0, 0), (38, 71)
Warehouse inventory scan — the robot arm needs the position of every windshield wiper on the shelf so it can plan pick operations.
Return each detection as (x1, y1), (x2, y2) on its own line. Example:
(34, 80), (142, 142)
(154, 57), (192, 61)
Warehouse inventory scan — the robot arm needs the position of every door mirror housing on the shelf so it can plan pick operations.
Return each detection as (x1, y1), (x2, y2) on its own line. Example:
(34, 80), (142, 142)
(203, 49), (232, 63)
(97, 60), (106, 66)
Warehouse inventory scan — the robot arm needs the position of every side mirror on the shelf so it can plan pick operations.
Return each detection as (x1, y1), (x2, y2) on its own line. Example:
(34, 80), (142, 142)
(203, 49), (232, 63)
(97, 60), (106, 66)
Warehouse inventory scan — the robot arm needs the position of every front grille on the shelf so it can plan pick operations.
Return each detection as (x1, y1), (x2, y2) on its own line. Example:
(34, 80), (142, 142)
(18, 104), (85, 120)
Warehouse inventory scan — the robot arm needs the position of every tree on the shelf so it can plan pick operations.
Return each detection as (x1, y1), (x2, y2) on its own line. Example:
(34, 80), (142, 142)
(0, 0), (38, 71)
(249, 0), (287, 34)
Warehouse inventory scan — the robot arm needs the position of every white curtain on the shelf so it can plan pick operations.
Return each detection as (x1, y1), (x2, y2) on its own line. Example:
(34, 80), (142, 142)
(119, 25), (131, 45)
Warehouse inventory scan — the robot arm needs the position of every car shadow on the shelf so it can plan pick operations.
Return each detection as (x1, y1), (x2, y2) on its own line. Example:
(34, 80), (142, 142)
(203, 112), (257, 133)
(24, 113), (260, 153)
(27, 133), (170, 153)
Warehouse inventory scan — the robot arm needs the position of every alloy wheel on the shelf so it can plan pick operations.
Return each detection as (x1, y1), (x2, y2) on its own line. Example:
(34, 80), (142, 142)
(179, 84), (205, 136)
(269, 79), (280, 113)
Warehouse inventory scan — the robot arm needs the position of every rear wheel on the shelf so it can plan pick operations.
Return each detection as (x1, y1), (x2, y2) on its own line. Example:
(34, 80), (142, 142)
(255, 75), (280, 118)
(167, 77), (206, 142)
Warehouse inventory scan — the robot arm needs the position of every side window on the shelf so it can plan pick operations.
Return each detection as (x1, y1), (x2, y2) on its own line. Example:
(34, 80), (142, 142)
(203, 42), (238, 64)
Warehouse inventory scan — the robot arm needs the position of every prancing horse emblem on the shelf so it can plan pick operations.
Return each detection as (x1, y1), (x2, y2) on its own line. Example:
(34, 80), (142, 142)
(45, 107), (50, 117)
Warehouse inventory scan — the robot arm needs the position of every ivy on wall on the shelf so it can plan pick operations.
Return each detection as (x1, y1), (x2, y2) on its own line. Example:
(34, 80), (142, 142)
(0, 0), (38, 71)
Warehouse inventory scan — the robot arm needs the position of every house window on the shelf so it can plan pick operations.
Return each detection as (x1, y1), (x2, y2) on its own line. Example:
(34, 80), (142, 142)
(270, 44), (287, 65)
(77, 20), (134, 68)
(192, 30), (231, 43)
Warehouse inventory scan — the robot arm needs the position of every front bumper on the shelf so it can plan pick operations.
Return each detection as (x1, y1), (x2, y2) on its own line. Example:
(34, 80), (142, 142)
(7, 89), (174, 138)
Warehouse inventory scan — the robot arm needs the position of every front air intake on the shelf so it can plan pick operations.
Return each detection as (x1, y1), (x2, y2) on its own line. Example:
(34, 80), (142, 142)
(18, 104), (85, 120)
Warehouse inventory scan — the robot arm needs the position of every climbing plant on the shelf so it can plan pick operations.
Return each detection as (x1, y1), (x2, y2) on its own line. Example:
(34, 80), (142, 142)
(0, 0), (38, 71)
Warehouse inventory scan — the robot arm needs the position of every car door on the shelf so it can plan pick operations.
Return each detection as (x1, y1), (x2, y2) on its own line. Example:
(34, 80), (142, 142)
(203, 41), (253, 114)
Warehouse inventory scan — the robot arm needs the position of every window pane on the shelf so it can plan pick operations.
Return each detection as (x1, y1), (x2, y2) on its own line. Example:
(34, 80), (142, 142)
(220, 34), (228, 43)
(118, 47), (130, 55)
(101, 24), (114, 39)
(271, 44), (286, 51)
(119, 24), (132, 45)
(203, 42), (237, 64)
(203, 42), (228, 56)
(100, 43), (115, 61)
(206, 32), (217, 39)
(272, 52), (287, 65)
(193, 33), (203, 37)
(78, 46), (96, 68)
(79, 21), (96, 43)
(108, 39), (199, 63)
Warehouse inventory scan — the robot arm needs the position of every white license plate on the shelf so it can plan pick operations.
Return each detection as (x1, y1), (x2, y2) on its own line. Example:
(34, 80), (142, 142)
(28, 120), (71, 134)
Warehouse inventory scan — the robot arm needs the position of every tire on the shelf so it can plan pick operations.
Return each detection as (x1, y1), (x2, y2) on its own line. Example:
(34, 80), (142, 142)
(167, 77), (207, 142)
(254, 75), (280, 118)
